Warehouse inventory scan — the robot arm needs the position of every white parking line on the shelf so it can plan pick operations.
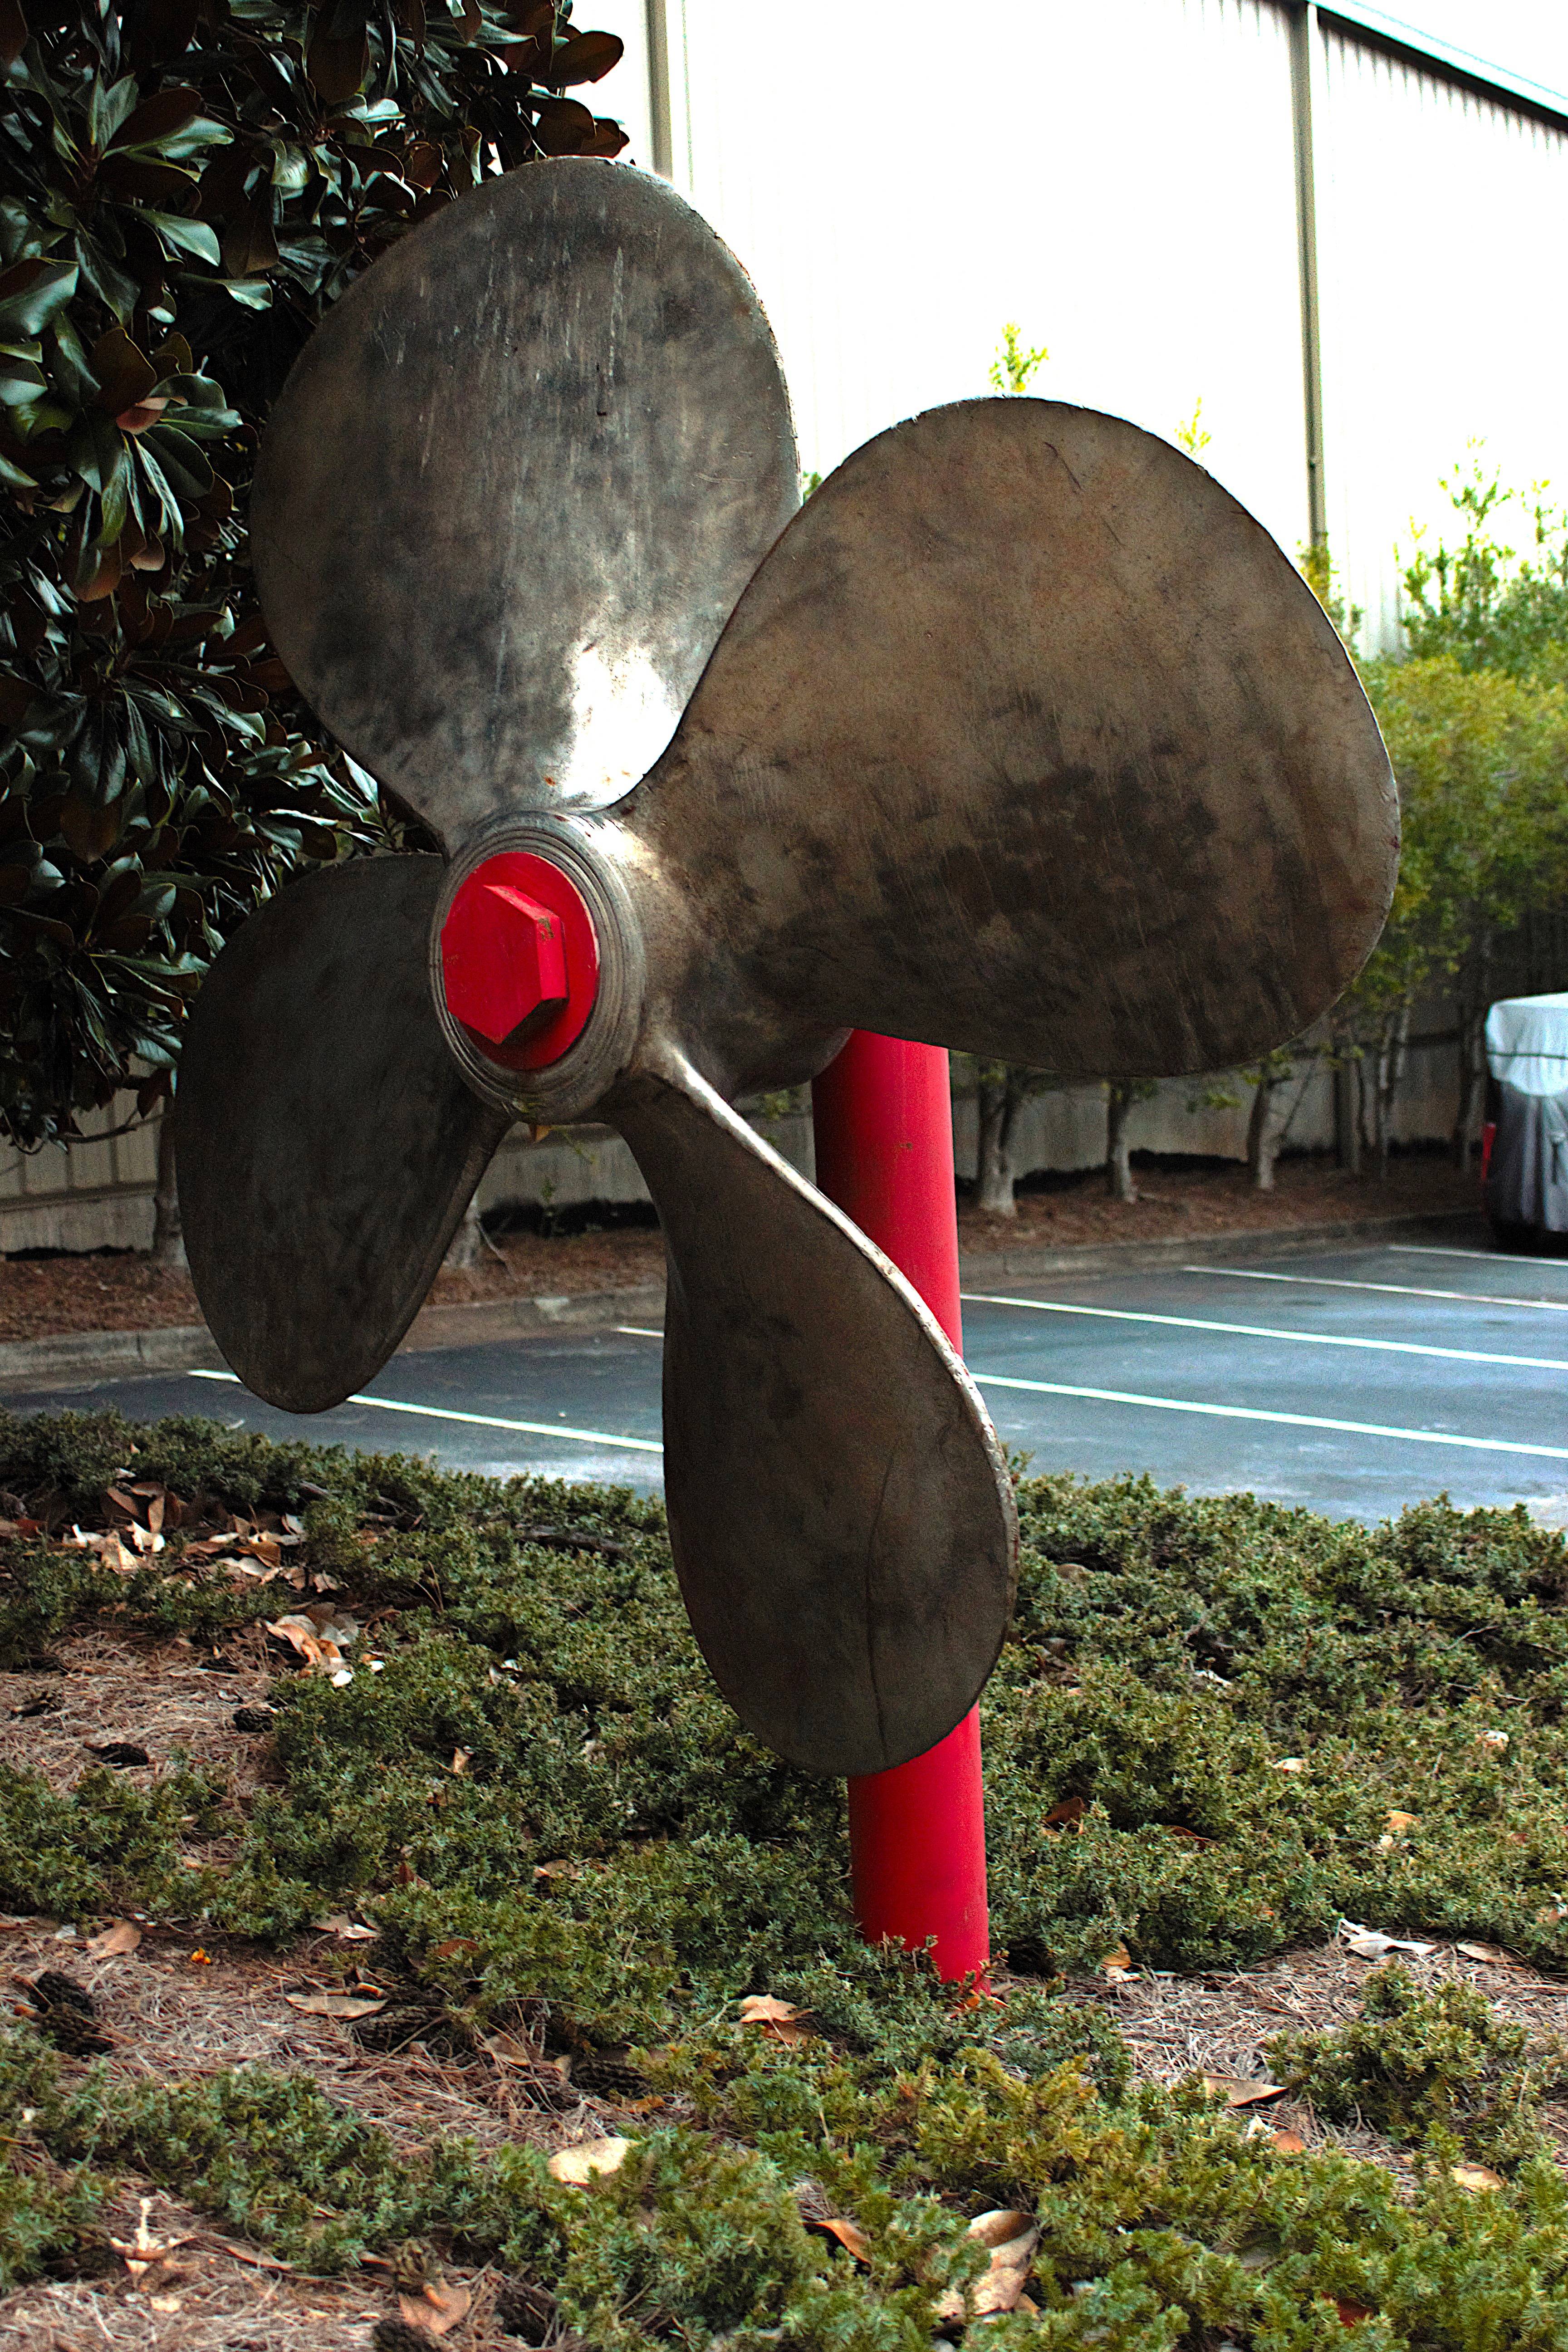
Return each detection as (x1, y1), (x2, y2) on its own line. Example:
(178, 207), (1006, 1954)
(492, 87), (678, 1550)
(615, 1326), (665, 1339)
(972, 1372), (1568, 1460)
(961, 1292), (1568, 1372)
(1395, 1244), (1568, 1271)
(184, 1367), (664, 1454)
(1183, 1266), (1568, 1313)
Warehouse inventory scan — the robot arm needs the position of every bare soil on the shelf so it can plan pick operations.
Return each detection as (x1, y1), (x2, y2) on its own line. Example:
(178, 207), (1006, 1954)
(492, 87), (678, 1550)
(0, 1154), (1480, 1348)
(0, 1631), (1559, 2345)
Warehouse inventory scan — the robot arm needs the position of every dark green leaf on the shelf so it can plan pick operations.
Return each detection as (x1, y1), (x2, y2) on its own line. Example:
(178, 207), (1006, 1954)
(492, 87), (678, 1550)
(136, 212), (221, 268)
(0, 259), (79, 341)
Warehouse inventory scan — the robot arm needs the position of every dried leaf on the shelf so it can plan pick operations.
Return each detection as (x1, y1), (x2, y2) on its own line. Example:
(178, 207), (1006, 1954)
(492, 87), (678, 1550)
(450, 1747), (471, 1775)
(87, 1921), (141, 1959)
(398, 2278), (471, 2336)
(1451, 2162), (1504, 2192)
(266, 1613), (323, 1664)
(1161, 1824), (1215, 1848)
(547, 2134), (633, 2185)
(1042, 1796), (1086, 1832)
(808, 2215), (871, 2264)
(738, 1993), (812, 2044)
(1271, 1756), (1306, 1773)
(934, 2209), (1039, 2322)
(284, 1991), (387, 2019)
(951, 1980), (1004, 2015)
(68, 1525), (140, 1574)
(1202, 2074), (1288, 2108)
(1456, 1940), (1515, 1966)
(1099, 1943), (1133, 1978)
(1384, 1810), (1418, 1834)
(1336, 2300), (1372, 2325)
(968, 2207), (1035, 2251)
(1245, 2119), (1307, 2152)
(316, 1914), (378, 1942)
(111, 2197), (187, 2284)
(429, 1937), (480, 1961)
(1478, 1728), (1510, 1751)
(266, 1611), (356, 1680)
(1338, 1919), (1436, 1961)
(182, 1532), (237, 1560)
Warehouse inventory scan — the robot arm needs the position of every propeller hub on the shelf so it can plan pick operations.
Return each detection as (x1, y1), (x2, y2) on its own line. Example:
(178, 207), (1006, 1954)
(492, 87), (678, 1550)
(438, 852), (600, 1069)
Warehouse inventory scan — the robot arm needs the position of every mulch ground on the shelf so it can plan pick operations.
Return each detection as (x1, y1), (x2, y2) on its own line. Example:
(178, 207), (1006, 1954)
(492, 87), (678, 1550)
(0, 1154), (1480, 1348)
(0, 1626), (1560, 2345)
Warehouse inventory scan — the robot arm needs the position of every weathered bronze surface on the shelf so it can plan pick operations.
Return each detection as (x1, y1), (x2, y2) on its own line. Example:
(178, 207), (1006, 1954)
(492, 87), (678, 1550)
(177, 858), (508, 1411)
(182, 161), (1400, 1777)
(611, 1052), (1016, 1775)
(252, 160), (799, 845)
(627, 399), (1397, 1097)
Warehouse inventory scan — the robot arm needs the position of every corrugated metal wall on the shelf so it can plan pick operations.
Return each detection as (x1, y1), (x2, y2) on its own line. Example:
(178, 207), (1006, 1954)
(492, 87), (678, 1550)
(658, 0), (1313, 564)
(1315, 27), (1568, 649)
(620, 0), (1568, 653)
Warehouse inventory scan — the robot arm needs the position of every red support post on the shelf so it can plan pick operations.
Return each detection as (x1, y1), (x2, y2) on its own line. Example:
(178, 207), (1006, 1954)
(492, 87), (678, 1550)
(811, 1031), (990, 1983)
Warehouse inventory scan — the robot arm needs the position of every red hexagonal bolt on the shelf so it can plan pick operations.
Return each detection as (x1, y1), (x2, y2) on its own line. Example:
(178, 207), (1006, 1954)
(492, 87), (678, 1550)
(439, 852), (600, 1069)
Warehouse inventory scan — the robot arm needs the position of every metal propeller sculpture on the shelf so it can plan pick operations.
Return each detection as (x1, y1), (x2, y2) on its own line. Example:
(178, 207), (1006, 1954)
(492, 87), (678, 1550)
(176, 159), (1397, 1782)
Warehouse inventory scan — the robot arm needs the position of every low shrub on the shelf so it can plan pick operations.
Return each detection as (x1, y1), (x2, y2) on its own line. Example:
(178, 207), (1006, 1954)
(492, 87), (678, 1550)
(0, 1412), (1567, 2341)
(1268, 1962), (1568, 2171)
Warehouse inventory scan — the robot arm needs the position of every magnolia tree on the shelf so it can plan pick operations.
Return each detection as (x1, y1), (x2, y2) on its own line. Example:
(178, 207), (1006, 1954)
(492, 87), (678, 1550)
(0, 0), (625, 1258)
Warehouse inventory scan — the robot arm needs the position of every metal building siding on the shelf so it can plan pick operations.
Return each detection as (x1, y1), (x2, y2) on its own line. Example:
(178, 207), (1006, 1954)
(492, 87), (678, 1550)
(661, 0), (1310, 560)
(1315, 22), (1568, 649)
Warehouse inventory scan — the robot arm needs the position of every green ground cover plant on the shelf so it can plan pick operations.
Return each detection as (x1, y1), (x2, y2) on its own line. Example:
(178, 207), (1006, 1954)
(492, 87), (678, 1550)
(1267, 1964), (1568, 2173)
(2, 1409), (1568, 2342)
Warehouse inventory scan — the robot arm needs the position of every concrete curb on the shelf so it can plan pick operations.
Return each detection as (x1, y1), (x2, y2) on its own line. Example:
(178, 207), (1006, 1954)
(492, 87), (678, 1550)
(0, 1206), (1481, 1395)
(953, 1205), (1483, 1286)
(0, 1322), (225, 1392)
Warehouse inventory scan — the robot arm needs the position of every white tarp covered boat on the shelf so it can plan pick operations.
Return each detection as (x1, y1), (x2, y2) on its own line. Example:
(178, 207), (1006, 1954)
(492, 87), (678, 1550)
(1485, 990), (1568, 1236)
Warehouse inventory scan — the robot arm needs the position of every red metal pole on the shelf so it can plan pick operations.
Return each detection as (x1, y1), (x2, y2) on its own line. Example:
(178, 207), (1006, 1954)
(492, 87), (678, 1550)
(811, 1032), (990, 1983)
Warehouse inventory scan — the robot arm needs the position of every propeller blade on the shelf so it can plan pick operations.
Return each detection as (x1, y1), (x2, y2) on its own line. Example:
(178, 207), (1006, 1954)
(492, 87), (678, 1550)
(252, 160), (798, 848)
(626, 399), (1398, 1089)
(609, 1052), (1017, 1777)
(177, 858), (510, 1412)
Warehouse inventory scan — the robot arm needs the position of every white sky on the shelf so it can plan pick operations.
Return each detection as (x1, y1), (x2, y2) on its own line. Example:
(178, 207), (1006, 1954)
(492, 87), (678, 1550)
(1382, 2), (1568, 97)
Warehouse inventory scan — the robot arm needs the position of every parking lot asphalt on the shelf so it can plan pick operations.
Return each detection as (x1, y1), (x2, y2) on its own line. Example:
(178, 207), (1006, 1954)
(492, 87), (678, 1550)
(10, 1226), (1568, 1524)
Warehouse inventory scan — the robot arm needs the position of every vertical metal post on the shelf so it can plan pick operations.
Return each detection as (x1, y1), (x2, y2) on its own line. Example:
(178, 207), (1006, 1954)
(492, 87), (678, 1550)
(811, 1032), (991, 1983)
(1289, 2), (1328, 553)
(644, 0), (674, 180)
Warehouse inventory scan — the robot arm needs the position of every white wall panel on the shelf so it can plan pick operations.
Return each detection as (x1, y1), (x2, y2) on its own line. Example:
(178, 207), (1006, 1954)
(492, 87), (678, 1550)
(1315, 28), (1568, 648)
(662, 0), (1310, 559)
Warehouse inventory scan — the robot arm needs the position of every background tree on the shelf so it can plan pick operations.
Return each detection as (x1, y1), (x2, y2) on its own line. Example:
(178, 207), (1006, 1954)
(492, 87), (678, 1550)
(0, 0), (626, 1226)
(1350, 649), (1568, 1171)
(1104, 1077), (1155, 1202)
(1402, 452), (1568, 681)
